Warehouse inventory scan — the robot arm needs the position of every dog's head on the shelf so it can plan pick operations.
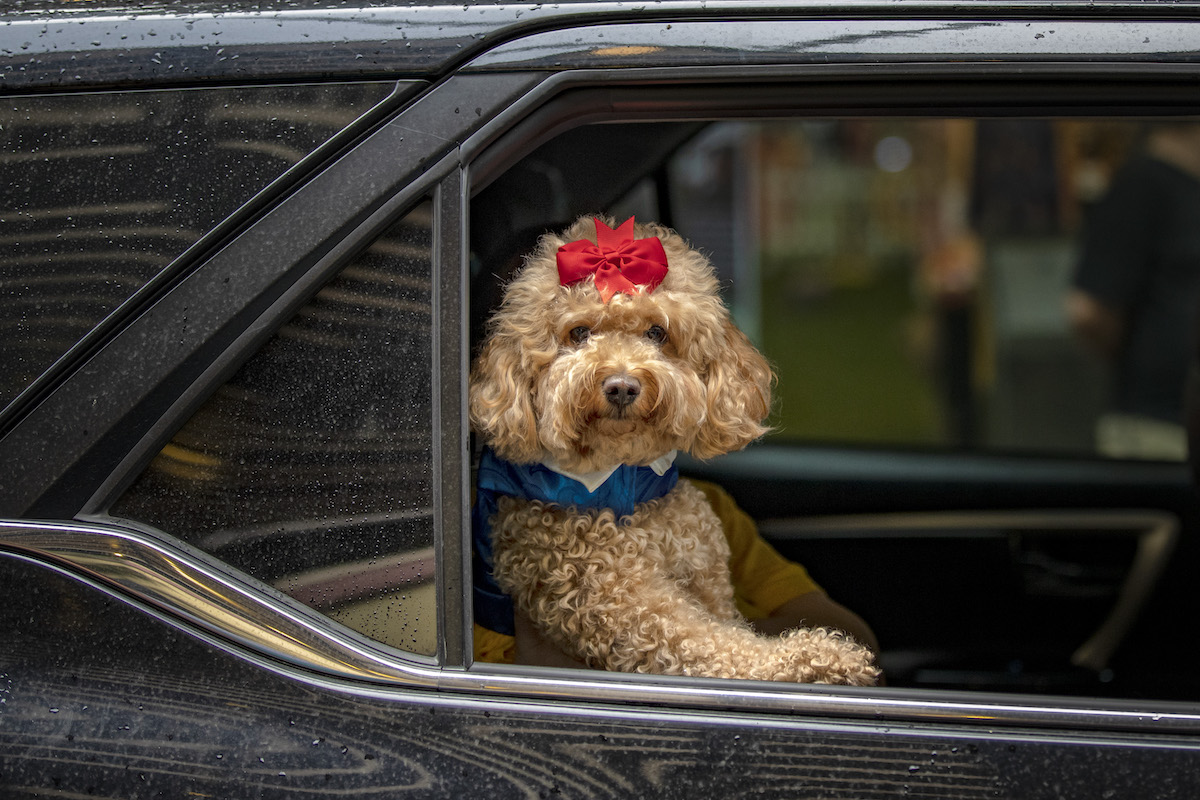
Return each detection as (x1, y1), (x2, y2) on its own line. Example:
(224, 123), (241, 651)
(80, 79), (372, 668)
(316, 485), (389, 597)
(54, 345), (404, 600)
(469, 215), (773, 473)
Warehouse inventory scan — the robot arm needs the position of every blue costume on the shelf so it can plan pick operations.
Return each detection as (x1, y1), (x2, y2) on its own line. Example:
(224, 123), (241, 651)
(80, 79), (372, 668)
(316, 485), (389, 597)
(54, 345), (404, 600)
(471, 446), (678, 635)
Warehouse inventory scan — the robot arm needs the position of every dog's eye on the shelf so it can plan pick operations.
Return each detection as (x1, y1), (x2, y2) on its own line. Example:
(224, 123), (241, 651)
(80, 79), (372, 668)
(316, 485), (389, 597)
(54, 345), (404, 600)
(645, 325), (667, 345)
(569, 326), (591, 345)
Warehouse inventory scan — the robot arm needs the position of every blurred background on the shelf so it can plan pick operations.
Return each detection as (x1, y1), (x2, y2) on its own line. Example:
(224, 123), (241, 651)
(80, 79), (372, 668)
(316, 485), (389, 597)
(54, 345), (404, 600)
(596, 118), (1152, 457)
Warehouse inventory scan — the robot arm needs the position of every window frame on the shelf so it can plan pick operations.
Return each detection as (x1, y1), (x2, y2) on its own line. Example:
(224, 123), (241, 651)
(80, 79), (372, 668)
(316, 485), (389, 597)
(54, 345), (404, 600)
(453, 58), (1200, 729)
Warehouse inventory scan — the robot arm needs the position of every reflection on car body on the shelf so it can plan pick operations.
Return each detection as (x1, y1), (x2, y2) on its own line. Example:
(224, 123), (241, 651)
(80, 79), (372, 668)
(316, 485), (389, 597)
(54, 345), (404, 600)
(4, 1), (1200, 797)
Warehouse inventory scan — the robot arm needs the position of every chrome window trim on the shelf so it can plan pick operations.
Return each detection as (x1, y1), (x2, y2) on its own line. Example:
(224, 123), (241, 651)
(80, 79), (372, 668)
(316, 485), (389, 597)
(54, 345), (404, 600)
(6, 517), (1200, 735)
(0, 518), (439, 685)
(463, 18), (1200, 73)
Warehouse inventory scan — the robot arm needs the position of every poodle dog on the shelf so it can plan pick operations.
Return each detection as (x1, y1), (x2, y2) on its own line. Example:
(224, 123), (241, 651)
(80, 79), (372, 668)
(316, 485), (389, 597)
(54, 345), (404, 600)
(469, 215), (877, 684)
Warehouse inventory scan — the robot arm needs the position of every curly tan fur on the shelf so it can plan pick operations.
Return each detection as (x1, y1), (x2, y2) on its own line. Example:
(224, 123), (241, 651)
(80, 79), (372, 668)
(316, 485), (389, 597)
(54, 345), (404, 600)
(471, 215), (877, 685)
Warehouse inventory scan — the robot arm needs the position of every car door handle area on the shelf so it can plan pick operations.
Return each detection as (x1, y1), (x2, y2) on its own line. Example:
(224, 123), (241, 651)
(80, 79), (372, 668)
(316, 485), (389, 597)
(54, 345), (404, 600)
(759, 509), (1179, 683)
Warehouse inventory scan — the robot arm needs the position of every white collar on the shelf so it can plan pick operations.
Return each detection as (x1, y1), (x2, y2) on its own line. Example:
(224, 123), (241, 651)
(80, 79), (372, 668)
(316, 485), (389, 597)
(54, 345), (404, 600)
(540, 451), (678, 493)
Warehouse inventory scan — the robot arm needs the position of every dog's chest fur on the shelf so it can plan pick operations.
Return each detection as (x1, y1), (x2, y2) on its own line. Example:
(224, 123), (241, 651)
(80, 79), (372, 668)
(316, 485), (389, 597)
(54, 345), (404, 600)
(491, 479), (738, 620)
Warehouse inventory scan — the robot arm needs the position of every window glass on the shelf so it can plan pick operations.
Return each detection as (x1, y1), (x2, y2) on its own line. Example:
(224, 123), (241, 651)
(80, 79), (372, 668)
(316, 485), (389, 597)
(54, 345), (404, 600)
(0, 82), (394, 413)
(486, 118), (1187, 461)
(113, 201), (436, 656)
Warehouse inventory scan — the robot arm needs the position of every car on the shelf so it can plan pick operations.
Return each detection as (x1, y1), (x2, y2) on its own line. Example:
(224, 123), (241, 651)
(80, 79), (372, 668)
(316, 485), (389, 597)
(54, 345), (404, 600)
(4, 0), (1200, 796)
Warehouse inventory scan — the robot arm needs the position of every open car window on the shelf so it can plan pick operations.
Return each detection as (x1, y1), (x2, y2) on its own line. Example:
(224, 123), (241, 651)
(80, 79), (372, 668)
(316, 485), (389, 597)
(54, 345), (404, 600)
(469, 108), (1198, 700)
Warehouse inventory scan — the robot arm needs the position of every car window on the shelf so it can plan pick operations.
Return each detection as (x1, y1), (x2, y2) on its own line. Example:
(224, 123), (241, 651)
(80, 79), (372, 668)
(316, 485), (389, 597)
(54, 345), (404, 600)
(112, 200), (436, 656)
(468, 111), (1197, 695)
(0, 82), (394, 415)
(562, 117), (1188, 462)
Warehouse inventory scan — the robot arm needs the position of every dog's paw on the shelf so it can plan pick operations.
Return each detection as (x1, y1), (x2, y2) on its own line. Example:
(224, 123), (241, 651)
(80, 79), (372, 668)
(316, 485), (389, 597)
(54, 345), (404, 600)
(776, 627), (880, 686)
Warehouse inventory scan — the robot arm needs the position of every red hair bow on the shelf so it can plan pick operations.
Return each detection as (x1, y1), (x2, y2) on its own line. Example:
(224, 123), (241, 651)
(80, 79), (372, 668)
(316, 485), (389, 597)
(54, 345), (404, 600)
(556, 217), (669, 303)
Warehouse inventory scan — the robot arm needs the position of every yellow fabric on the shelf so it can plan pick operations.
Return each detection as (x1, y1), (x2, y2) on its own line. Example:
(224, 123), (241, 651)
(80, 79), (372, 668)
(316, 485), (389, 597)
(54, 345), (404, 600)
(474, 623), (517, 664)
(687, 479), (821, 621)
(472, 477), (820, 664)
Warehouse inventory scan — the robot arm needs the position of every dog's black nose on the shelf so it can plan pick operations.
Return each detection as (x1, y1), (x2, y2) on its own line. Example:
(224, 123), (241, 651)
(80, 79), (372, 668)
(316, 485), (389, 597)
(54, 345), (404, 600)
(603, 375), (641, 408)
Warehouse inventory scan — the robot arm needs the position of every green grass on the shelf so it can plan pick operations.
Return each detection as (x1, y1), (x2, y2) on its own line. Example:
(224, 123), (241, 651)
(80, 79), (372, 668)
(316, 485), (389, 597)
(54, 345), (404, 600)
(760, 265), (944, 447)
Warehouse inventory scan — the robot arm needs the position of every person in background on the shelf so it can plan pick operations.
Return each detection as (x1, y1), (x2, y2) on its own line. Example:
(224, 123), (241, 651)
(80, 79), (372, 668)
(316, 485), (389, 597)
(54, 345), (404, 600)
(1068, 123), (1200, 460)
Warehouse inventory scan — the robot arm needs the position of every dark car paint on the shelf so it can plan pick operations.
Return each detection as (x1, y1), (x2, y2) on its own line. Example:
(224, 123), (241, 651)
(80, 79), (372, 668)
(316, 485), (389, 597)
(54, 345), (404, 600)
(6, 2), (1200, 92)
(0, 2), (555, 90)
(5, 2), (1200, 796)
(7, 554), (1200, 799)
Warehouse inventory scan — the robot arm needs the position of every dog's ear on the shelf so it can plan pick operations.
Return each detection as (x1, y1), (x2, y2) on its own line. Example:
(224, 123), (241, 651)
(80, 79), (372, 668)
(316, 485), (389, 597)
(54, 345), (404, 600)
(691, 318), (774, 459)
(468, 331), (544, 464)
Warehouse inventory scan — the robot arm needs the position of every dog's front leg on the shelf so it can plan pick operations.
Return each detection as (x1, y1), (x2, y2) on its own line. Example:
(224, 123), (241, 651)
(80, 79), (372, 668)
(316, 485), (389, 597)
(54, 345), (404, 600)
(490, 496), (878, 685)
(490, 496), (669, 668)
(638, 481), (741, 623)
